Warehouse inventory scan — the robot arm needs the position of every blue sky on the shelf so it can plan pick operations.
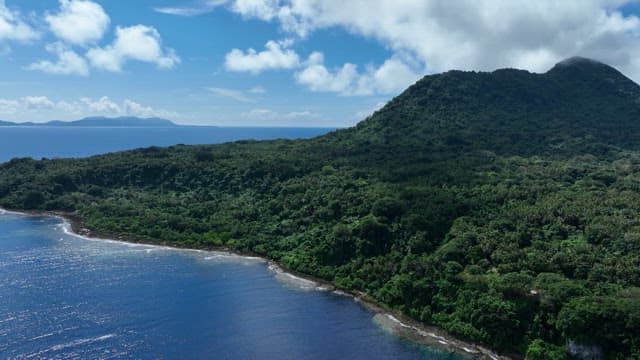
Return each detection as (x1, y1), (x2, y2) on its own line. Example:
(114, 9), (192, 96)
(1, 0), (640, 126)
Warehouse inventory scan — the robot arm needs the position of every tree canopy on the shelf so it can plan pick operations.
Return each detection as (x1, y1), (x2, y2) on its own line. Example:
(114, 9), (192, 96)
(2, 57), (640, 358)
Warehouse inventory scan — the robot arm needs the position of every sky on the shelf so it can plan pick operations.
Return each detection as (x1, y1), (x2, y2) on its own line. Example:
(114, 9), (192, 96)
(0, 0), (640, 126)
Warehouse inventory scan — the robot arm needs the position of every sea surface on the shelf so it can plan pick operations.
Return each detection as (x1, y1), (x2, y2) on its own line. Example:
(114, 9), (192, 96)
(0, 127), (459, 359)
(0, 213), (456, 359)
(0, 126), (334, 163)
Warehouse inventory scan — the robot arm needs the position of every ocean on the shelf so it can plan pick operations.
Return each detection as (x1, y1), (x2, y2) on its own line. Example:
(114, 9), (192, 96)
(0, 126), (334, 163)
(0, 127), (459, 359)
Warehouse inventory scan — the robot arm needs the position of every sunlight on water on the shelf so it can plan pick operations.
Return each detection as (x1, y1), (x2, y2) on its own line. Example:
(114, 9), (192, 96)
(0, 213), (456, 359)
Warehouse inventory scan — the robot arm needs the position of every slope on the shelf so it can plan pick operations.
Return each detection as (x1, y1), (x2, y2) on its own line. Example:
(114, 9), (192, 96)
(1, 57), (639, 358)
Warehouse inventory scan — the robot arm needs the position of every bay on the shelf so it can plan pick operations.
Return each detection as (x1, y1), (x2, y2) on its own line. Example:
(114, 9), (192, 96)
(0, 213), (455, 359)
(0, 126), (461, 359)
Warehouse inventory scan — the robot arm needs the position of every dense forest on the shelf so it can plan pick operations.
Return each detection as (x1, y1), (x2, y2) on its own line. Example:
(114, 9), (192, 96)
(2, 57), (640, 359)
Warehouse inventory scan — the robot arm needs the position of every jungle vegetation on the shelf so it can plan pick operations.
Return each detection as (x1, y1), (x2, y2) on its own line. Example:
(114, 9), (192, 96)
(2, 57), (639, 359)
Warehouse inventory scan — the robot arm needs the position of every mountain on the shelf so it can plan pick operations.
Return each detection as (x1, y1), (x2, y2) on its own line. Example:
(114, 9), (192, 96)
(342, 56), (639, 156)
(0, 116), (177, 127)
(1, 57), (640, 359)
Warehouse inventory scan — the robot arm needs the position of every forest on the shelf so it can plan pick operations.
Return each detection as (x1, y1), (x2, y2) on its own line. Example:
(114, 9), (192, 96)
(1, 57), (639, 359)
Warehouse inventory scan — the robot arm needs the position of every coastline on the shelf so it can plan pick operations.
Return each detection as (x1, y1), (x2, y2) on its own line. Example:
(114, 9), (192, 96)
(0, 207), (510, 360)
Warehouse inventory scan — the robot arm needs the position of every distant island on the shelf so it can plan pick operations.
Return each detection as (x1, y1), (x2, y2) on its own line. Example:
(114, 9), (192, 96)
(0, 116), (177, 127)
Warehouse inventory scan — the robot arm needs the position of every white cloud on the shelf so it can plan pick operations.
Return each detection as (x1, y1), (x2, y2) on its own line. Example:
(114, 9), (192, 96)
(87, 25), (180, 72)
(223, 39), (419, 95)
(122, 99), (174, 118)
(295, 52), (420, 96)
(208, 87), (251, 102)
(22, 96), (55, 109)
(81, 96), (121, 113)
(225, 39), (300, 73)
(231, 0), (279, 21)
(227, 0), (640, 81)
(295, 52), (358, 93)
(0, 98), (19, 114)
(368, 57), (421, 94)
(79, 96), (177, 118)
(27, 42), (89, 76)
(0, 0), (38, 43)
(0, 95), (177, 119)
(154, 0), (228, 16)
(46, 0), (110, 46)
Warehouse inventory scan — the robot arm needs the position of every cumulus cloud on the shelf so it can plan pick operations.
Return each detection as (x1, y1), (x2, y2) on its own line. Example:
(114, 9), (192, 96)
(225, 39), (300, 73)
(122, 99), (174, 118)
(0, 0), (38, 43)
(23, 96), (55, 109)
(295, 52), (420, 96)
(80, 96), (121, 113)
(29, 2), (179, 75)
(0, 95), (177, 119)
(46, 0), (110, 46)
(27, 42), (89, 76)
(226, 0), (640, 81)
(0, 98), (19, 114)
(231, 0), (279, 21)
(86, 25), (180, 72)
(295, 52), (357, 93)
(0, 96), (66, 115)
(224, 39), (419, 95)
(78, 96), (177, 117)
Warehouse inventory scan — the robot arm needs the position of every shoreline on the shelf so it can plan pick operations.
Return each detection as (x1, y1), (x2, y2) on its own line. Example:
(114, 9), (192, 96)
(0, 207), (510, 360)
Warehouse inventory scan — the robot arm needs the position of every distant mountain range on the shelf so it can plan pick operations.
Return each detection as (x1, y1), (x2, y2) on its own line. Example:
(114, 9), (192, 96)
(0, 116), (177, 127)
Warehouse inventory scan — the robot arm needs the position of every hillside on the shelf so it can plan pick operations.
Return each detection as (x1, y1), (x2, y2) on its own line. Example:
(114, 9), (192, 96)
(1, 57), (639, 359)
(0, 116), (177, 127)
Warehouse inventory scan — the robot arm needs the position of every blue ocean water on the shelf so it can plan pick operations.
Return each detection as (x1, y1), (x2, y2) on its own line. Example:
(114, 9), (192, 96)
(0, 126), (334, 162)
(0, 213), (457, 359)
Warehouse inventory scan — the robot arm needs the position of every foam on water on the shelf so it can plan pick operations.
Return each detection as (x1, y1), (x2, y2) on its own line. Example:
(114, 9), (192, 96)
(332, 289), (350, 297)
(25, 334), (116, 358)
(372, 314), (503, 358)
(267, 263), (330, 291)
(203, 253), (264, 263)
(53, 219), (268, 266)
(28, 326), (80, 342)
(0, 207), (28, 216)
(0, 210), (466, 359)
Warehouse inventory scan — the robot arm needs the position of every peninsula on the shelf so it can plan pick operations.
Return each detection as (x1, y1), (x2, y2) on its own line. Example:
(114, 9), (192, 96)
(1, 57), (639, 359)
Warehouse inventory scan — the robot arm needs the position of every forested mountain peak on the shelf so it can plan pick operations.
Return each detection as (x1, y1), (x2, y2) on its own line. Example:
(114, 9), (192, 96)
(548, 56), (623, 75)
(348, 56), (640, 160)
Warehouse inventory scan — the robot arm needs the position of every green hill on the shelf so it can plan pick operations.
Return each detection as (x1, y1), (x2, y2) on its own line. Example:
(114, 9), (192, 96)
(2, 57), (640, 358)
